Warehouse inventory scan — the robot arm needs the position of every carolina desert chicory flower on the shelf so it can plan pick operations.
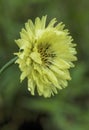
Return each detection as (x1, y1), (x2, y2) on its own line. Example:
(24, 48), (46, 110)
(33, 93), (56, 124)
(15, 15), (77, 97)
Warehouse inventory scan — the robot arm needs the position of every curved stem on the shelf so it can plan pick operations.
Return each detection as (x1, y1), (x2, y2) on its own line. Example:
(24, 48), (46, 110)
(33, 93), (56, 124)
(0, 57), (17, 75)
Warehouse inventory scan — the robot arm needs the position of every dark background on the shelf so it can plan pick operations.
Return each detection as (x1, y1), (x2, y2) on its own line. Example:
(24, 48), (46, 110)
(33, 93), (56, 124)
(0, 0), (89, 130)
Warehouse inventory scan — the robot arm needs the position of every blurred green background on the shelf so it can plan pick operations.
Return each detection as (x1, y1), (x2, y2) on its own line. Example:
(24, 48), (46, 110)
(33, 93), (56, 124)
(0, 0), (89, 130)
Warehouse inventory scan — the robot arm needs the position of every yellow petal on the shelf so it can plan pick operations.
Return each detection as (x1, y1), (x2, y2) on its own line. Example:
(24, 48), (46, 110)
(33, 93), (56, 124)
(30, 51), (42, 64)
(28, 78), (35, 95)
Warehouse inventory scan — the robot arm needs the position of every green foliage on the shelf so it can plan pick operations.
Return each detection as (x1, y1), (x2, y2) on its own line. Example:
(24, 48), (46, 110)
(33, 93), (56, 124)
(0, 0), (89, 130)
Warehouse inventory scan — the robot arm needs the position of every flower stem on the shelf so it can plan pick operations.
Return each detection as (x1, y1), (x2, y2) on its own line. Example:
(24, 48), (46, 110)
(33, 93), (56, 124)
(0, 57), (17, 75)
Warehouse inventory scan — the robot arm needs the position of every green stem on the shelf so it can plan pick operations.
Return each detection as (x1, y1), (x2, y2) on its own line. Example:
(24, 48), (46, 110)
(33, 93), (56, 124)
(0, 57), (17, 75)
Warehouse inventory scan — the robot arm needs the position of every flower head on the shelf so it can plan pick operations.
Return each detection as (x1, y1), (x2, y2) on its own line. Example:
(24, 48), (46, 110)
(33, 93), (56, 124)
(15, 16), (77, 97)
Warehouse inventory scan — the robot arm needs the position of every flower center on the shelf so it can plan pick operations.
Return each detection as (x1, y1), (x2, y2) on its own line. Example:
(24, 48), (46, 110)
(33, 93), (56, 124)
(38, 43), (56, 66)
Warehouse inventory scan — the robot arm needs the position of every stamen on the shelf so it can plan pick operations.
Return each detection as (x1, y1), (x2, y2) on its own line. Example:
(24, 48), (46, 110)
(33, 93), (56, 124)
(38, 43), (56, 66)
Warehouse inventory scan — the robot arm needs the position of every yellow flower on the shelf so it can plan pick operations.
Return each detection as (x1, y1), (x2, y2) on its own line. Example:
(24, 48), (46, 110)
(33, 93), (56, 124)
(15, 15), (77, 97)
